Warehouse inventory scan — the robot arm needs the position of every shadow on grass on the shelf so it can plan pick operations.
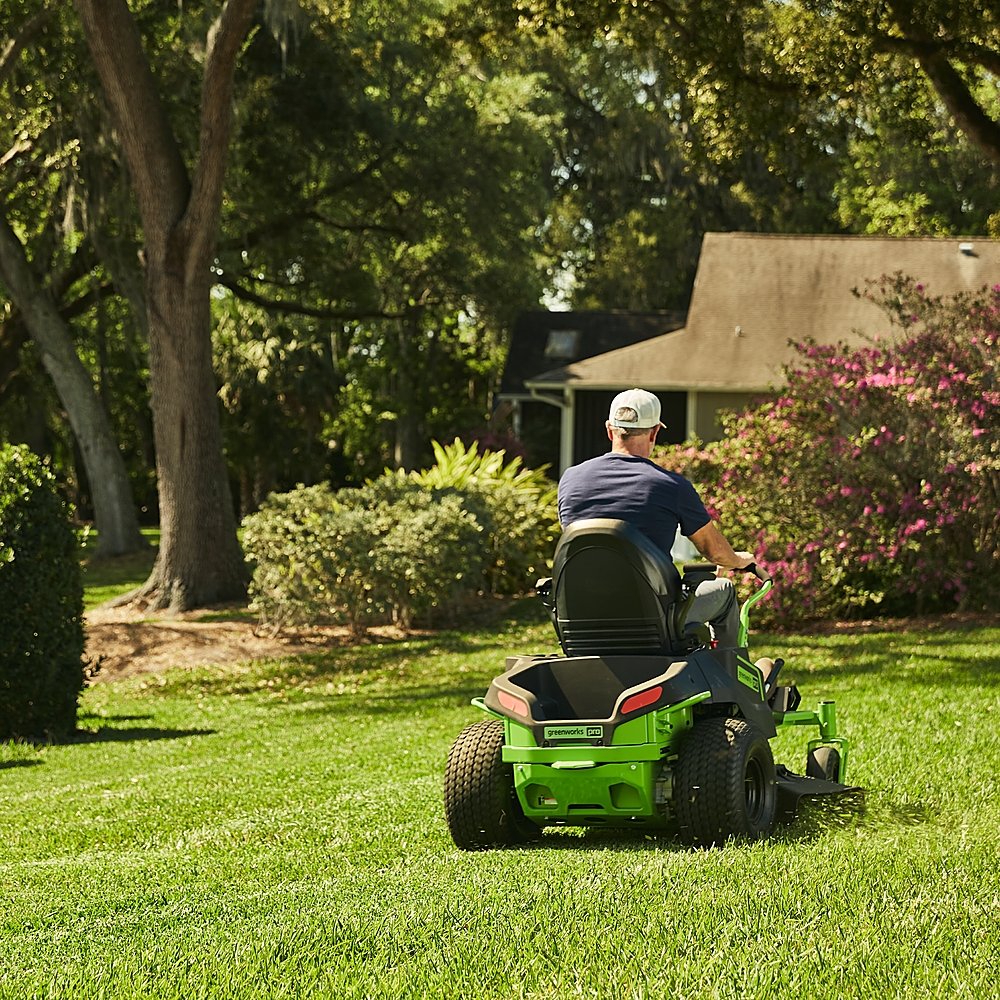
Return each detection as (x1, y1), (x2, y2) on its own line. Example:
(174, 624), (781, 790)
(505, 794), (872, 853)
(78, 713), (155, 724)
(127, 599), (1000, 722)
(0, 760), (42, 771)
(535, 828), (677, 852)
(71, 726), (216, 745)
(755, 623), (1000, 688)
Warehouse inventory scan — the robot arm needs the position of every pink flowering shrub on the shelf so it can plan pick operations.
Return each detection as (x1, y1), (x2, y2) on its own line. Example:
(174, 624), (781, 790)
(658, 277), (999, 624)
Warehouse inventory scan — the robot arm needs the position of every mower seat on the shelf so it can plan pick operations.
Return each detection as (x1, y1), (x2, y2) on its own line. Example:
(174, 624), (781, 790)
(542, 518), (700, 657)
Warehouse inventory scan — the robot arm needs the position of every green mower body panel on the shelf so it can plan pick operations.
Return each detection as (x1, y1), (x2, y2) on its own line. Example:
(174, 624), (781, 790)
(472, 650), (851, 831)
(500, 693), (705, 827)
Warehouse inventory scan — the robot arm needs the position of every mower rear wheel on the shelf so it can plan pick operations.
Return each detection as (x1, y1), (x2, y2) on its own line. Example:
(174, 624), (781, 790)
(674, 716), (777, 846)
(444, 719), (541, 850)
(806, 745), (842, 783)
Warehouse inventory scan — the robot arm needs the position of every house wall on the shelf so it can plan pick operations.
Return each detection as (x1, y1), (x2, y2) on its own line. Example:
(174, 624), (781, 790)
(692, 391), (761, 442)
(572, 389), (687, 465)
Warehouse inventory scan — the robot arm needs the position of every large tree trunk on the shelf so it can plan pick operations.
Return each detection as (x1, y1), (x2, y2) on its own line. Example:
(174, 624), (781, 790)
(74, 0), (254, 610)
(0, 215), (146, 557)
(393, 309), (423, 471)
(141, 260), (245, 609)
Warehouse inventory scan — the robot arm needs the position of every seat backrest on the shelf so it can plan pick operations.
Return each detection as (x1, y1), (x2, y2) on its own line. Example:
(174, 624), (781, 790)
(551, 518), (686, 656)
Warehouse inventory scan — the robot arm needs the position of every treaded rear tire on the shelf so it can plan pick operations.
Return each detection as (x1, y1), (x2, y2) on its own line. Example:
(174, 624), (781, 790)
(444, 719), (540, 850)
(674, 716), (777, 846)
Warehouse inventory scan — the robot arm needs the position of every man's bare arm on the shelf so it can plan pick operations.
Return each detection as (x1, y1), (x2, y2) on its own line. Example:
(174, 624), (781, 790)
(688, 521), (755, 571)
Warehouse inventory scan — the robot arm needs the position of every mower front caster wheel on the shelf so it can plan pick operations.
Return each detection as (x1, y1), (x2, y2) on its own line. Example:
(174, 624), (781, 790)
(806, 745), (842, 783)
(674, 716), (777, 846)
(444, 720), (541, 850)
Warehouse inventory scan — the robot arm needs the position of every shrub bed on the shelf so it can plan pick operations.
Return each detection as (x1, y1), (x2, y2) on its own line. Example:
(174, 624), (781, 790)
(658, 278), (999, 624)
(243, 441), (558, 634)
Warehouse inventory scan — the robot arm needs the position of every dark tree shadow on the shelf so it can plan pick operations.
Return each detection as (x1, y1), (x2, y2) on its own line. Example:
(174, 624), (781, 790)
(71, 726), (216, 745)
(0, 760), (42, 770)
(77, 713), (155, 724)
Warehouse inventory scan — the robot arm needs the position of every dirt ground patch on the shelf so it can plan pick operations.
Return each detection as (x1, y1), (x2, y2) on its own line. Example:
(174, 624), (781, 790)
(84, 603), (999, 684)
(84, 604), (408, 682)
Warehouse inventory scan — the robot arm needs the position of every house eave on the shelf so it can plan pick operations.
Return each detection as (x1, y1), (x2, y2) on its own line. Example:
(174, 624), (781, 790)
(523, 376), (775, 394)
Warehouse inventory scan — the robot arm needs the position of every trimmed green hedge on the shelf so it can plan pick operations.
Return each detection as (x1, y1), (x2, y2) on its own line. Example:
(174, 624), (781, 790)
(0, 444), (84, 741)
(242, 442), (559, 636)
(242, 480), (486, 635)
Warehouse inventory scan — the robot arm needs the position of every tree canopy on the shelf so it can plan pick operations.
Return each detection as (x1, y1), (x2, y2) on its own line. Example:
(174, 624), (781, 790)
(0, 0), (997, 607)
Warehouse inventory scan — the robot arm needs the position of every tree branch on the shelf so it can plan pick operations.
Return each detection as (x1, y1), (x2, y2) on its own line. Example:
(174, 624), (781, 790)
(884, 2), (1000, 164)
(221, 208), (406, 255)
(184, 0), (257, 274)
(0, 138), (33, 171)
(875, 32), (1000, 79)
(0, 3), (54, 84)
(72, 0), (190, 238)
(914, 53), (1000, 163)
(214, 272), (406, 321)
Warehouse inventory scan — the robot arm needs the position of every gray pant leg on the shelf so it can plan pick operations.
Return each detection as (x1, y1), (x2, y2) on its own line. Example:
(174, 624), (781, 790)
(689, 577), (740, 649)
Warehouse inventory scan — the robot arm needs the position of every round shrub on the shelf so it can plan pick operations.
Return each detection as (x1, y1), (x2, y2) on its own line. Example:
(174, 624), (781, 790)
(0, 444), (84, 741)
(369, 490), (485, 627)
(241, 483), (378, 634)
(242, 477), (487, 634)
(411, 438), (560, 594)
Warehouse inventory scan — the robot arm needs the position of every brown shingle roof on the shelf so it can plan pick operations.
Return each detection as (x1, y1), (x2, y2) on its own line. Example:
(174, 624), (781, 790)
(498, 309), (684, 395)
(527, 233), (1000, 392)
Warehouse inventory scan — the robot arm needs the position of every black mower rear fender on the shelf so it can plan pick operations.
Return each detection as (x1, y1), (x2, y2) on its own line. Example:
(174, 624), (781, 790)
(483, 649), (777, 743)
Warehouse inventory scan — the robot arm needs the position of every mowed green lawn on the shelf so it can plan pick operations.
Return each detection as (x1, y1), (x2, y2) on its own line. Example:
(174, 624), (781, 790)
(2, 592), (999, 998)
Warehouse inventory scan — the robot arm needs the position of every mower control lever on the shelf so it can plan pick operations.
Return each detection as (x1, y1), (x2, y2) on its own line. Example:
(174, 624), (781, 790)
(742, 562), (771, 584)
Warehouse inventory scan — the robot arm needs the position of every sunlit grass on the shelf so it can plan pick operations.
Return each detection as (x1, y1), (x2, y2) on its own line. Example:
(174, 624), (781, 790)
(1, 600), (998, 997)
(79, 527), (160, 610)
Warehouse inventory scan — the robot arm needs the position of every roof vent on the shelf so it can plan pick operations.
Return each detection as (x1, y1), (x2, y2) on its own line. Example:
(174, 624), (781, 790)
(959, 242), (976, 257)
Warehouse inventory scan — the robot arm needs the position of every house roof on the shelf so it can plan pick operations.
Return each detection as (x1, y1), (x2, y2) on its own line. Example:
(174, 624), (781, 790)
(526, 233), (1000, 393)
(499, 309), (684, 396)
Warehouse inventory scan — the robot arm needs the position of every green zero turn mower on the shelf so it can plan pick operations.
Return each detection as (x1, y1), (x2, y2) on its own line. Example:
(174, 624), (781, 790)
(444, 519), (862, 849)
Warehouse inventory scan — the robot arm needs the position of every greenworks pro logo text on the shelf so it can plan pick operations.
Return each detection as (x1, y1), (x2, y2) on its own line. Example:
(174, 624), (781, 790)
(543, 725), (603, 740)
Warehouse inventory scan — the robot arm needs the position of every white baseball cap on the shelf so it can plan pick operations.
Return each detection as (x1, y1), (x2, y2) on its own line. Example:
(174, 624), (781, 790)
(608, 388), (664, 429)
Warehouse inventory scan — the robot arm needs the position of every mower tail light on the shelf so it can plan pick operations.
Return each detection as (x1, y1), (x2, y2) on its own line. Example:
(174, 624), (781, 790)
(497, 689), (530, 719)
(620, 685), (663, 715)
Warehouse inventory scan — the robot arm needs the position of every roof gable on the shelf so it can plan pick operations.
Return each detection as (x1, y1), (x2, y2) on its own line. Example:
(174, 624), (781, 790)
(529, 233), (1000, 392)
(499, 309), (683, 395)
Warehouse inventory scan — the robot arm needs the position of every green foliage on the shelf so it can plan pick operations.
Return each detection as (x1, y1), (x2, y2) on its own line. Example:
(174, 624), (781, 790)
(242, 440), (558, 632)
(226, 0), (558, 475)
(658, 278), (1000, 623)
(237, 484), (355, 633)
(213, 299), (341, 511)
(412, 438), (560, 594)
(8, 0), (998, 542)
(242, 477), (485, 634)
(0, 444), (84, 741)
(522, 0), (999, 314)
(369, 490), (485, 628)
(831, 73), (999, 236)
(343, 474), (487, 627)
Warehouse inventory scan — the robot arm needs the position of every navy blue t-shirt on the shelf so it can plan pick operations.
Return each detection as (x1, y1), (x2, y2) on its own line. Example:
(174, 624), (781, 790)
(557, 453), (711, 556)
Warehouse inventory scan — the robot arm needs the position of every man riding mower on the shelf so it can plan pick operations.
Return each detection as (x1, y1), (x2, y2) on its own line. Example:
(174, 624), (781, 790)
(444, 518), (860, 849)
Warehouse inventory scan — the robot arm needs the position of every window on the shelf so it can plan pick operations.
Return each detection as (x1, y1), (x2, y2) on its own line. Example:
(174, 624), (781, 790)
(544, 328), (581, 359)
